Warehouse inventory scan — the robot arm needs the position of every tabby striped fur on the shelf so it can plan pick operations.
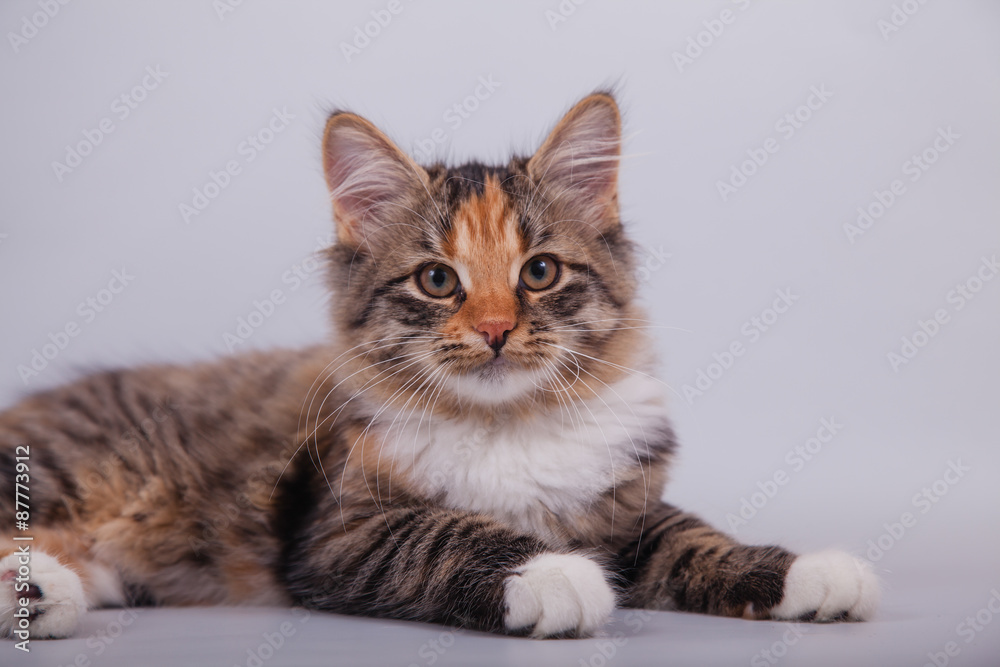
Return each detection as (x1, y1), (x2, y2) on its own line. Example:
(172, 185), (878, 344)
(0, 92), (878, 640)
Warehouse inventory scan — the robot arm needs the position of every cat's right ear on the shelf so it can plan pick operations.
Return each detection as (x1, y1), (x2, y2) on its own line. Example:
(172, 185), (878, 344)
(322, 112), (428, 250)
(527, 93), (621, 224)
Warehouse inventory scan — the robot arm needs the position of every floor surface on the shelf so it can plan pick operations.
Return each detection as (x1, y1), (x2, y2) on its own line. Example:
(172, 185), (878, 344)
(12, 579), (1000, 667)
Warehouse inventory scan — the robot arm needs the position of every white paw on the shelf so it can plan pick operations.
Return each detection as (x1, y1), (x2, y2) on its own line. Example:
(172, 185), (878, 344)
(0, 552), (86, 639)
(504, 553), (615, 638)
(770, 550), (880, 622)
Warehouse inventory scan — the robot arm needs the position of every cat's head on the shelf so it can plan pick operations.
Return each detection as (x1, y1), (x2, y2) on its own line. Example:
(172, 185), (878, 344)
(320, 93), (643, 411)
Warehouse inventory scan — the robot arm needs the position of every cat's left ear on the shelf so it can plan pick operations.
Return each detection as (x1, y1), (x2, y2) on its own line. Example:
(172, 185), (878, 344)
(322, 112), (429, 251)
(527, 92), (621, 222)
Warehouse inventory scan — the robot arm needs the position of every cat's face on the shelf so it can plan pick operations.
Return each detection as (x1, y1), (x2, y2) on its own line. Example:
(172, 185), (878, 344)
(322, 94), (641, 409)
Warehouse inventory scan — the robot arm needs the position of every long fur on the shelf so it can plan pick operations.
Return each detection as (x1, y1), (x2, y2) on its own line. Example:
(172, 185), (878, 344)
(0, 92), (879, 639)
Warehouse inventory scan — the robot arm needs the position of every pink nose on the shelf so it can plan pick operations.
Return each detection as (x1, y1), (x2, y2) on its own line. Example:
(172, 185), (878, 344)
(475, 319), (516, 351)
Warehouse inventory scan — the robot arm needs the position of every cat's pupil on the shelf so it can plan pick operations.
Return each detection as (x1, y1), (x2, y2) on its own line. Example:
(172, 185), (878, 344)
(430, 269), (447, 287)
(530, 260), (547, 280)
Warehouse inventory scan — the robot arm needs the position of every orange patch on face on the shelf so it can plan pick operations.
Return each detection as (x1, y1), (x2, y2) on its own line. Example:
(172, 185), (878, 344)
(444, 175), (524, 334)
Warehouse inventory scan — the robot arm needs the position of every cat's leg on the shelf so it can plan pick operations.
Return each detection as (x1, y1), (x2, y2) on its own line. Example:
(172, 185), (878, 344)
(284, 507), (616, 637)
(616, 503), (879, 621)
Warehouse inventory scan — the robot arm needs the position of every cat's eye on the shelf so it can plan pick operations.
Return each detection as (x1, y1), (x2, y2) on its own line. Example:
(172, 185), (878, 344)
(520, 255), (559, 291)
(418, 263), (459, 298)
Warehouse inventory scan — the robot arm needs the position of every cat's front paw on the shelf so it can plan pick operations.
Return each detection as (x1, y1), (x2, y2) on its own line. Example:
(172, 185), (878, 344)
(503, 553), (615, 638)
(0, 552), (86, 639)
(770, 550), (880, 622)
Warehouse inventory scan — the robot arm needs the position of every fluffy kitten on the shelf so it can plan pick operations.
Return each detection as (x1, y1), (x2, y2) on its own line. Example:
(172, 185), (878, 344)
(0, 92), (878, 640)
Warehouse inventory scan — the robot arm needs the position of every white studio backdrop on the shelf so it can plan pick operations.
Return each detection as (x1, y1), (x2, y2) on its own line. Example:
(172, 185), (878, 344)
(1, 0), (999, 652)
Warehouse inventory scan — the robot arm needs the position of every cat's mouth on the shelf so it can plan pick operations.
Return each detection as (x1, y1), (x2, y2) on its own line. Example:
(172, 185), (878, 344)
(476, 355), (511, 383)
(443, 354), (542, 405)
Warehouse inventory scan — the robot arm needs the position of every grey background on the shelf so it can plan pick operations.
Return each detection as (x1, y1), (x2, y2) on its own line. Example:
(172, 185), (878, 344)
(2, 1), (998, 665)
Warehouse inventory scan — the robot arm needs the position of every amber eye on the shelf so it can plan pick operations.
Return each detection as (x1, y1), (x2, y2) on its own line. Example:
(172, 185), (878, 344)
(418, 263), (459, 298)
(520, 255), (559, 291)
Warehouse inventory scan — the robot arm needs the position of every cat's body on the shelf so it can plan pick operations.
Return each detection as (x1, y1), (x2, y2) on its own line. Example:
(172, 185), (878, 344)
(0, 93), (879, 640)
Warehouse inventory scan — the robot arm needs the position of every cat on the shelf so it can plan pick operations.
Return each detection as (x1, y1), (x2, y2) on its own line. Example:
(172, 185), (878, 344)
(0, 92), (879, 641)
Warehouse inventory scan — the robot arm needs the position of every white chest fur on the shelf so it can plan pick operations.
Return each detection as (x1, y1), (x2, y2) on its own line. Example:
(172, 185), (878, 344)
(376, 372), (669, 536)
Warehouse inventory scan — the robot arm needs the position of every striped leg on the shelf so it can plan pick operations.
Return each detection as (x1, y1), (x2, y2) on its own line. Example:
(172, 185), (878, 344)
(283, 507), (616, 637)
(616, 503), (879, 621)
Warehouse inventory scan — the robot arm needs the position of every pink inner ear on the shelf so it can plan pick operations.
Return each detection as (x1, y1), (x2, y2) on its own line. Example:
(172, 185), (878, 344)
(530, 96), (621, 204)
(323, 125), (392, 216)
(322, 116), (425, 246)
